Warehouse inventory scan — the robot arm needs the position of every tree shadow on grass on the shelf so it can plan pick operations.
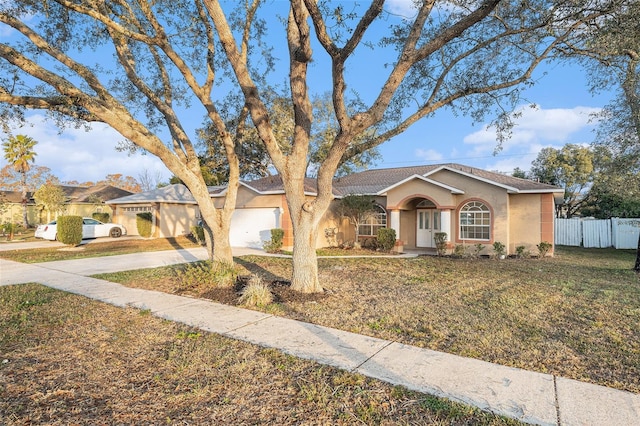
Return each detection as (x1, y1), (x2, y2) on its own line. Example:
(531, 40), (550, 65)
(233, 256), (290, 284)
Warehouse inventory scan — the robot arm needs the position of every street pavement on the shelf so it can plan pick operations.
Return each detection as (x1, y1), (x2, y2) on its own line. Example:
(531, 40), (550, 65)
(0, 244), (638, 425)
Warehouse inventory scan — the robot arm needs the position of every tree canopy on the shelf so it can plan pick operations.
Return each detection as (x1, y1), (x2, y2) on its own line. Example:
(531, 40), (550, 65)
(33, 181), (66, 223)
(530, 144), (596, 218)
(337, 194), (378, 247)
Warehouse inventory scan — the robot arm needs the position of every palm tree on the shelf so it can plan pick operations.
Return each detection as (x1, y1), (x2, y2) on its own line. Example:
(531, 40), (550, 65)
(2, 134), (38, 228)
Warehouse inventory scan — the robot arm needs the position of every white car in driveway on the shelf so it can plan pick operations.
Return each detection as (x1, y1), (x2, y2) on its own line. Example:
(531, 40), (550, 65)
(35, 217), (127, 241)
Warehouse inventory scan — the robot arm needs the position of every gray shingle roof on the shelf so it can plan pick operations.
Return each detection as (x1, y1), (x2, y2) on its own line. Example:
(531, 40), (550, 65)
(333, 163), (562, 195)
(108, 184), (196, 204)
(1, 185), (133, 204)
(241, 175), (319, 194)
(73, 184), (134, 202)
(106, 164), (563, 204)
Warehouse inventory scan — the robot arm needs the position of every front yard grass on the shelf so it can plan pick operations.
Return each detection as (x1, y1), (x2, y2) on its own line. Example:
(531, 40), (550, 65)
(0, 283), (518, 425)
(94, 246), (640, 394)
(0, 235), (201, 263)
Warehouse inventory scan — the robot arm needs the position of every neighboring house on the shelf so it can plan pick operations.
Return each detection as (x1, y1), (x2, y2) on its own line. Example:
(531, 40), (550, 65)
(0, 184), (133, 225)
(108, 184), (205, 241)
(108, 163), (563, 255)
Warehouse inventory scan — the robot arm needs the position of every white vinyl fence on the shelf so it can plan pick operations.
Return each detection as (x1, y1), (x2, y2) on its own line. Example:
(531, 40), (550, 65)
(555, 218), (640, 249)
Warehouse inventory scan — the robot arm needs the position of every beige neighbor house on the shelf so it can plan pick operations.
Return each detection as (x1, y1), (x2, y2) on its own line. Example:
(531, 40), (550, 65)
(108, 163), (563, 256)
(0, 185), (133, 226)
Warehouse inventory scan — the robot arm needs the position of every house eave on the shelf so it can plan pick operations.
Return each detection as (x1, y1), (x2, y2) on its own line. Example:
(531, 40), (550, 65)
(375, 174), (465, 196)
(425, 165), (520, 193)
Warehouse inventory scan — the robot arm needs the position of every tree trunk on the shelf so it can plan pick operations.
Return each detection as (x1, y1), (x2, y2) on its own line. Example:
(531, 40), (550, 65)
(20, 172), (29, 228)
(211, 219), (233, 264)
(290, 211), (323, 293)
(353, 224), (361, 249)
(184, 176), (236, 270)
(201, 220), (215, 261)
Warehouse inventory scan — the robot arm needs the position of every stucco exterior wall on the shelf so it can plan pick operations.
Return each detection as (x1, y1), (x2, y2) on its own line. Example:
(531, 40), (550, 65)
(111, 203), (197, 238)
(1, 204), (40, 225)
(386, 179), (456, 209)
(317, 203), (344, 248)
(322, 196), (388, 248)
(212, 187), (284, 210)
(508, 194), (542, 253)
(431, 171), (510, 251)
(158, 204), (199, 238)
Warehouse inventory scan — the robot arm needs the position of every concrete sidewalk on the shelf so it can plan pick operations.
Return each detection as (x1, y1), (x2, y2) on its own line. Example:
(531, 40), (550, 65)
(1, 251), (638, 425)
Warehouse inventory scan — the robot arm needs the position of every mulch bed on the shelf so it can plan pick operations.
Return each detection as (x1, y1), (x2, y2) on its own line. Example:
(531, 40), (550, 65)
(198, 277), (328, 305)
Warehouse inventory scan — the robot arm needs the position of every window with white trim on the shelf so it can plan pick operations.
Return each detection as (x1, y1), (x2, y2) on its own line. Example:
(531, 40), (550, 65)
(358, 205), (387, 237)
(459, 201), (490, 240)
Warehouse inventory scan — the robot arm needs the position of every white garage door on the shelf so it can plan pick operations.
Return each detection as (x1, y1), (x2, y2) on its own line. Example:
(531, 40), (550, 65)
(229, 208), (280, 248)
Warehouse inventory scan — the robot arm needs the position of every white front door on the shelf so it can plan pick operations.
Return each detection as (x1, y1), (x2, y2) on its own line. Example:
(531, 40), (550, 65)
(416, 209), (441, 247)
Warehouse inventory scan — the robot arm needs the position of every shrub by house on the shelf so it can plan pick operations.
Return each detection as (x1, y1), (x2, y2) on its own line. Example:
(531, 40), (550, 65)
(57, 215), (83, 246)
(136, 212), (153, 237)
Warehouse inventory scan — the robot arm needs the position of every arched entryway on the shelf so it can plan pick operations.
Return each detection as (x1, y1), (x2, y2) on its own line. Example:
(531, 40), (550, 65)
(416, 199), (441, 248)
(389, 196), (452, 250)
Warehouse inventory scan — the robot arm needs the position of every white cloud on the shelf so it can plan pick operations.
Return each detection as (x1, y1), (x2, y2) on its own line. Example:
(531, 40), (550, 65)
(1, 114), (171, 184)
(456, 105), (602, 173)
(463, 105), (601, 155)
(385, 0), (418, 18)
(415, 148), (444, 162)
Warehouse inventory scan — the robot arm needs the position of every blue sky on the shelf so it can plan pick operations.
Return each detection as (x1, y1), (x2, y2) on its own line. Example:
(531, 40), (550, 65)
(0, 0), (613, 184)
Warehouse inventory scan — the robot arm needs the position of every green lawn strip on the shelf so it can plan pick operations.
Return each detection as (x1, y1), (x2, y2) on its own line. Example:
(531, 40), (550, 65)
(0, 236), (201, 263)
(0, 284), (519, 425)
(0, 228), (37, 243)
(93, 246), (640, 394)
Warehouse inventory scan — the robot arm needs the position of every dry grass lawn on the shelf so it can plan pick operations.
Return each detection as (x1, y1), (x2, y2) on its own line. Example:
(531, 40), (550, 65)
(1, 284), (518, 425)
(91, 246), (640, 394)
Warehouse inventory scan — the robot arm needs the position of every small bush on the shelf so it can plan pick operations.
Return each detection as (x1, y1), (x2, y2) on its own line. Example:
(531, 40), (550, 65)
(377, 228), (396, 252)
(57, 215), (83, 246)
(340, 240), (355, 250)
(453, 244), (466, 257)
(176, 260), (238, 289)
(136, 212), (153, 238)
(212, 261), (238, 287)
(434, 232), (448, 256)
(493, 241), (506, 259)
(92, 212), (110, 223)
(473, 243), (484, 258)
(537, 241), (553, 258)
(263, 228), (284, 253)
(515, 245), (530, 259)
(324, 227), (338, 247)
(190, 225), (205, 245)
(1, 222), (19, 240)
(176, 262), (215, 290)
(361, 237), (378, 250)
(239, 276), (273, 307)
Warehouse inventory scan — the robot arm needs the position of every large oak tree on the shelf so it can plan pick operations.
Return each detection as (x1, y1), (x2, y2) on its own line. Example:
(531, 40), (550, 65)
(0, 1), (245, 267)
(0, 1), (627, 291)
(205, 0), (624, 291)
